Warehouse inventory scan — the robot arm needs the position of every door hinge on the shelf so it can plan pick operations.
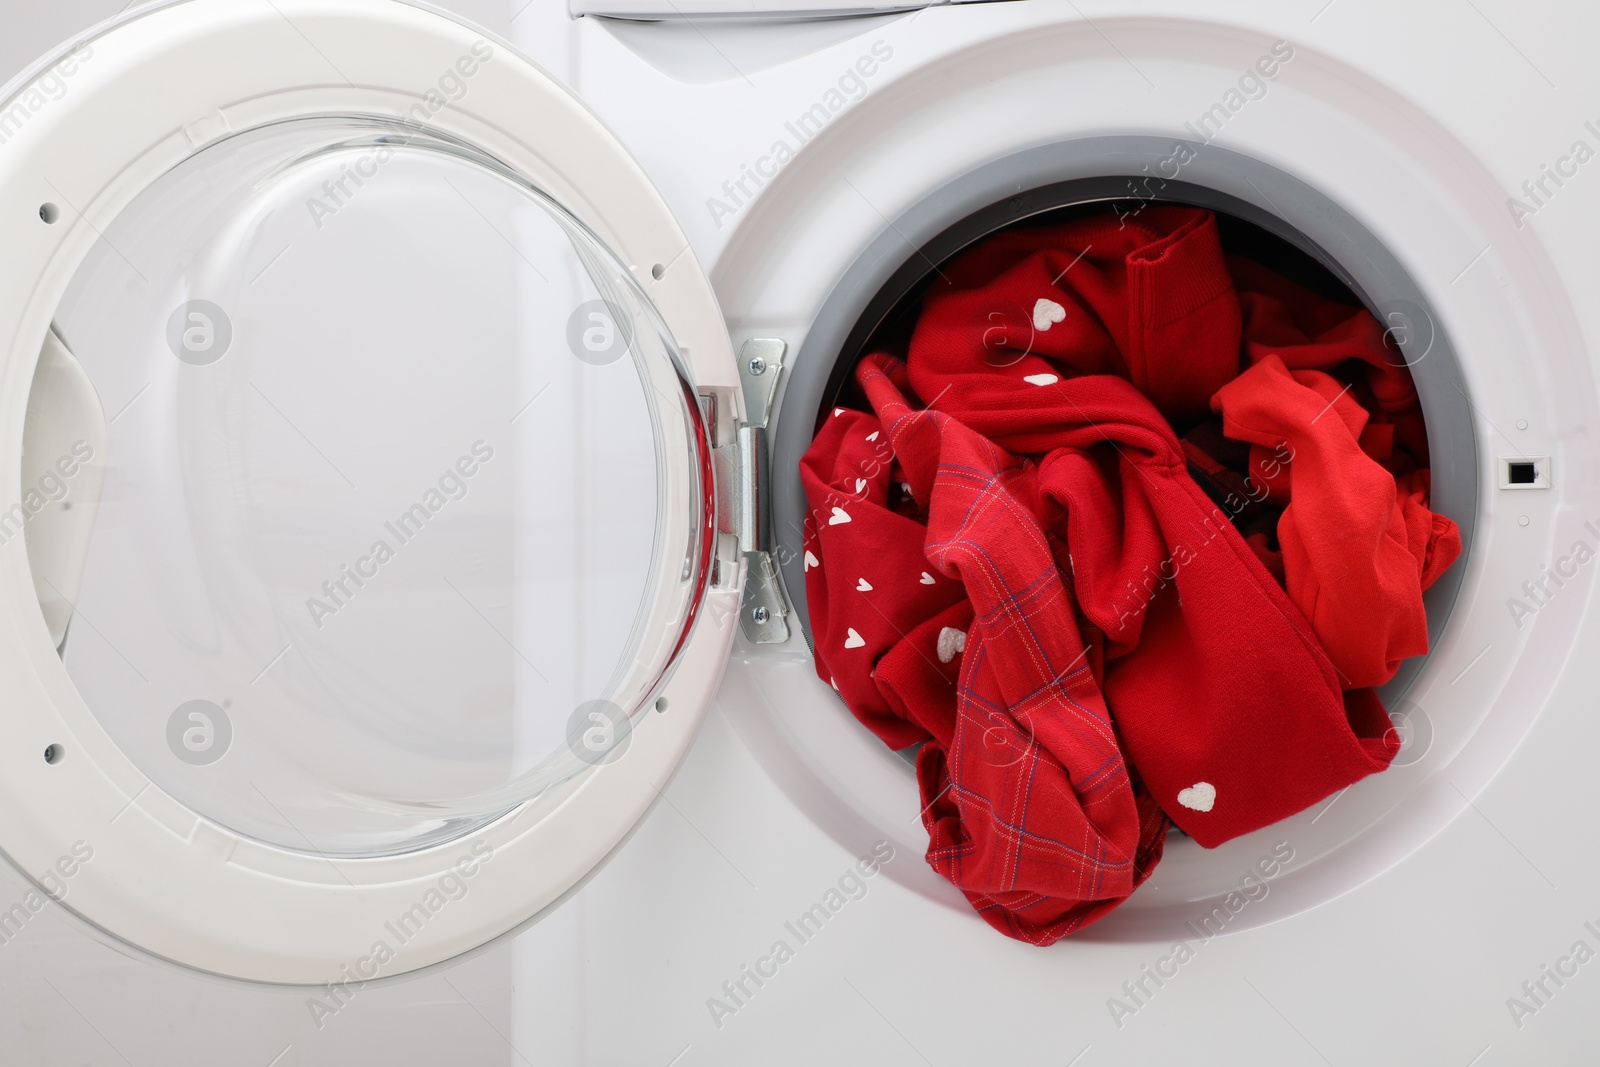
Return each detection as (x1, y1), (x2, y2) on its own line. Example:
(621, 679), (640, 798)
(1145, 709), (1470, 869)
(710, 338), (791, 644)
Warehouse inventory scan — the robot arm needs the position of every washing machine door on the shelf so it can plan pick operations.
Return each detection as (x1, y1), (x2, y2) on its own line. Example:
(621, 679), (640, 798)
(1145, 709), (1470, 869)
(0, 0), (745, 984)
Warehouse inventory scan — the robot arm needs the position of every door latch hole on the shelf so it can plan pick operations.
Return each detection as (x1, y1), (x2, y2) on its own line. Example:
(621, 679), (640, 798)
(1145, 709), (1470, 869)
(39, 203), (59, 224)
(43, 744), (64, 765)
(1499, 456), (1551, 489)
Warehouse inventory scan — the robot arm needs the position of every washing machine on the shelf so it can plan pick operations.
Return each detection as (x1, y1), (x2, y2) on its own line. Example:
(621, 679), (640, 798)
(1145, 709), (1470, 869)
(0, 0), (1596, 1063)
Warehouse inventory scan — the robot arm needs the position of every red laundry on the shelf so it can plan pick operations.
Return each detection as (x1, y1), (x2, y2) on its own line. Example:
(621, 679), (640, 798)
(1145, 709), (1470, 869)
(802, 373), (1167, 945)
(905, 206), (1241, 425)
(1212, 355), (1462, 687)
(800, 206), (1456, 945)
(802, 352), (1398, 943)
(1229, 254), (1430, 469)
(1220, 253), (1461, 688)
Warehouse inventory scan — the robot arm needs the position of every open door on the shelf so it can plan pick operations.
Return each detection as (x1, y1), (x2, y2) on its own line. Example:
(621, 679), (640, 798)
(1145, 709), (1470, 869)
(0, 0), (744, 985)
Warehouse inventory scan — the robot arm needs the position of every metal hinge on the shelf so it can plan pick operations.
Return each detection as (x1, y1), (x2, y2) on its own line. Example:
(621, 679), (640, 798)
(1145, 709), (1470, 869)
(710, 338), (791, 644)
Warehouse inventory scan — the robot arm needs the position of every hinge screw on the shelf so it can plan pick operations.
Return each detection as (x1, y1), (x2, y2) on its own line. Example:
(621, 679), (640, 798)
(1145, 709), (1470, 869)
(747, 356), (767, 376)
(751, 605), (770, 624)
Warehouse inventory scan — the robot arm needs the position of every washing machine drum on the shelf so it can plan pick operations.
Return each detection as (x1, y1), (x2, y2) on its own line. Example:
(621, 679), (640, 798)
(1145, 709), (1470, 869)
(0, 0), (745, 984)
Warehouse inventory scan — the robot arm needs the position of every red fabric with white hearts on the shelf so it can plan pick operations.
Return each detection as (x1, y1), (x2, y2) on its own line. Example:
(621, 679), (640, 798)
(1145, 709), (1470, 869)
(903, 205), (1242, 426)
(802, 364), (1169, 945)
(799, 206), (1457, 943)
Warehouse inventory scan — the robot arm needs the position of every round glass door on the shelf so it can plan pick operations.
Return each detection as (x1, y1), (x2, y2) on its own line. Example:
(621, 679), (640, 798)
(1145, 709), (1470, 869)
(46, 117), (711, 857)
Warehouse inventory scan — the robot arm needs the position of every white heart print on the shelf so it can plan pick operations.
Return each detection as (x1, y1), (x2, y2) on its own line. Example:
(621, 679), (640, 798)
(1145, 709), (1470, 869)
(854, 478), (867, 493)
(920, 572), (936, 585)
(1032, 298), (1067, 331)
(829, 507), (851, 525)
(1177, 782), (1216, 812)
(865, 431), (880, 442)
(844, 628), (866, 649)
(804, 550), (819, 571)
(935, 626), (967, 664)
(856, 578), (873, 592)
(1023, 373), (1059, 386)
